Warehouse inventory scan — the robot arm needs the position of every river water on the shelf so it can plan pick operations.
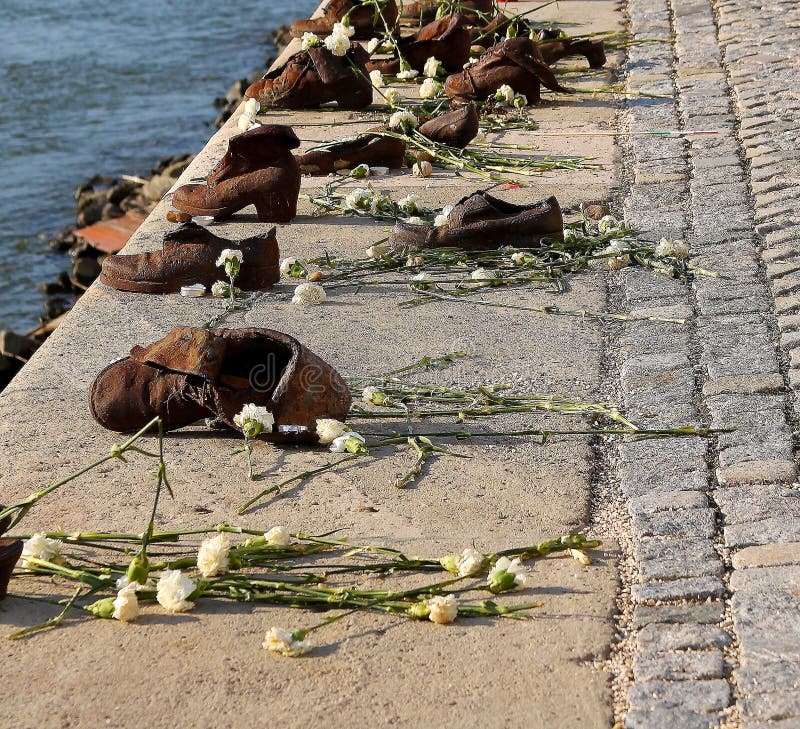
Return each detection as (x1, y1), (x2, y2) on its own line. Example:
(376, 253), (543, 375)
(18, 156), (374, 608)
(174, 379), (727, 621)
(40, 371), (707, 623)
(0, 0), (316, 331)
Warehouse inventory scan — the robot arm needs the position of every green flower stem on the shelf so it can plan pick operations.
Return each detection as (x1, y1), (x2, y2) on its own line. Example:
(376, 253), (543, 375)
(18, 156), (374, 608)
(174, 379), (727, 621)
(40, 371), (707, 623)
(398, 287), (687, 323)
(238, 454), (360, 514)
(6, 586), (84, 641)
(0, 416), (161, 531)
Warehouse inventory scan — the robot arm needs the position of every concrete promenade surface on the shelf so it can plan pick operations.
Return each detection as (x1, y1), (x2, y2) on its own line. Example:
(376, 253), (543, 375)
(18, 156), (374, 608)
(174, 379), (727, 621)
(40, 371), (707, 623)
(1, 0), (799, 726)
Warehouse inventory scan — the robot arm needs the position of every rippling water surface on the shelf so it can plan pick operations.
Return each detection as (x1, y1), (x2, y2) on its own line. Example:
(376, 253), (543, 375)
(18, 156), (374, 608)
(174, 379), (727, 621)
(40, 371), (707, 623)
(0, 0), (316, 331)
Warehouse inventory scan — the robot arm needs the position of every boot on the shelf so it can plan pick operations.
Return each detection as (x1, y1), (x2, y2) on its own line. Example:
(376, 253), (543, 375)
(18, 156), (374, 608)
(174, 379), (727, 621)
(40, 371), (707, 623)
(366, 13), (471, 74)
(245, 45), (373, 110)
(538, 37), (606, 69)
(444, 37), (569, 103)
(418, 102), (479, 147)
(89, 327), (352, 443)
(0, 539), (23, 601)
(297, 131), (406, 174)
(172, 125), (300, 223)
(389, 191), (563, 250)
(291, 0), (398, 40)
(100, 222), (280, 294)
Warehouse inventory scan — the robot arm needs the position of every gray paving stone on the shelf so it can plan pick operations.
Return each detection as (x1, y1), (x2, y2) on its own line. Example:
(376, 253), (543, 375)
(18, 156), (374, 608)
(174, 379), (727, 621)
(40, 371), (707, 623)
(632, 602), (725, 629)
(628, 489), (709, 515)
(638, 623), (732, 652)
(736, 661), (800, 695)
(741, 691), (800, 722)
(632, 576), (727, 603)
(625, 708), (717, 729)
(725, 517), (800, 547)
(633, 508), (717, 538)
(627, 679), (731, 713)
(633, 651), (725, 681)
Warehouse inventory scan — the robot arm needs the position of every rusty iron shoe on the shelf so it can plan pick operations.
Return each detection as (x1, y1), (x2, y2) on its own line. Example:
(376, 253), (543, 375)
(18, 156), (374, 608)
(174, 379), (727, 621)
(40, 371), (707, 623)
(538, 36), (606, 69)
(366, 14), (471, 75)
(291, 0), (398, 40)
(89, 327), (352, 443)
(418, 102), (479, 147)
(389, 191), (563, 251)
(172, 125), (301, 223)
(245, 45), (372, 110)
(99, 222), (280, 294)
(0, 538), (23, 601)
(444, 37), (569, 103)
(297, 131), (406, 174)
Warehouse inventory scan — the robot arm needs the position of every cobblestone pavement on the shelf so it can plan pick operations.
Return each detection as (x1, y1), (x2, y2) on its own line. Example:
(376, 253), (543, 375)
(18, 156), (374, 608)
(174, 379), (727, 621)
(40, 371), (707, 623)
(613, 0), (800, 725)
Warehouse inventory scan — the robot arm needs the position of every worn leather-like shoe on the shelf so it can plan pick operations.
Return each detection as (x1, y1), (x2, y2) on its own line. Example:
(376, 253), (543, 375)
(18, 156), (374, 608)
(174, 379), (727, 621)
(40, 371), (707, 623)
(389, 191), (563, 251)
(445, 37), (568, 103)
(0, 539), (23, 600)
(245, 45), (372, 110)
(99, 222), (280, 294)
(539, 37), (606, 69)
(89, 327), (351, 443)
(291, 0), (398, 39)
(366, 14), (471, 74)
(172, 125), (300, 223)
(419, 103), (479, 147)
(297, 132), (406, 174)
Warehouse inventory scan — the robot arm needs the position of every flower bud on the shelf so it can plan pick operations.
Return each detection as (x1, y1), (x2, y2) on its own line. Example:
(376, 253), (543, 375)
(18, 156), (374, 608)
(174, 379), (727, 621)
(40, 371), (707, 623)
(407, 602), (431, 619)
(126, 554), (149, 586)
(439, 554), (459, 574)
(487, 568), (517, 594)
(86, 596), (115, 619)
(350, 163), (370, 179)
(242, 420), (264, 440)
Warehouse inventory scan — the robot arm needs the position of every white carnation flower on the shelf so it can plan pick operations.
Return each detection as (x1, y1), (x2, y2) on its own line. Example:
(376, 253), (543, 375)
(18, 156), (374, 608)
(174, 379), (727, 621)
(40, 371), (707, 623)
(369, 69), (384, 88)
(263, 627), (313, 657)
(410, 272), (434, 290)
(597, 214), (620, 234)
(369, 192), (392, 214)
(330, 431), (366, 453)
(471, 267), (493, 284)
(350, 163), (370, 179)
(427, 594), (458, 624)
(112, 582), (140, 622)
(215, 248), (243, 267)
(316, 418), (348, 444)
(563, 228), (578, 244)
(456, 547), (484, 576)
(412, 161), (433, 177)
(397, 67), (419, 80)
(603, 239), (630, 270)
(20, 533), (64, 568)
(511, 251), (527, 265)
(243, 97), (260, 115)
(388, 109), (419, 131)
(280, 256), (298, 275)
(490, 556), (532, 587)
(233, 403), (275, 434)
(419, 78), (442, 99)
(366, 242), (390, 258)
(423, 56), (441, 78)
(156, 570), (196, 613)
(324, 32), (350, 56)
(406, 216), (423, 225)
(344, 186), (372, 210)
(367, 37), (381, 54)
(196, 533), (231, 578)
(264, 526), (291, 546)
(512, 93), (528, 108)
(384, 88), (401, 107)
(655, 237), (689, 259)
(211, 280), (228, 298)
(398, 193), (420, 214)
(494, 84), (515, 104)
(331, 21), (355, 38)
(301, 32), (321, 50)
(362, 386), (380, 403)
(292, 281), (326, 305)
(237, 112), (256, 131)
